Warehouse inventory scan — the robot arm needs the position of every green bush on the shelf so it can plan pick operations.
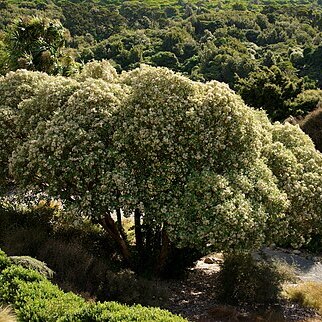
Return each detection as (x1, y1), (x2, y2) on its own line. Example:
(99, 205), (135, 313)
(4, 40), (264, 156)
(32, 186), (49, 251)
(14, 281), (85, 322)
(0, 249), (11, 272)
(61, 302), (185, 322)
(0, 266), (44, 303)
(216, 253), (288, 305)
(0, 249), (186, 322)
(10, 256), (54, 279)
(288, 90), (322, 117)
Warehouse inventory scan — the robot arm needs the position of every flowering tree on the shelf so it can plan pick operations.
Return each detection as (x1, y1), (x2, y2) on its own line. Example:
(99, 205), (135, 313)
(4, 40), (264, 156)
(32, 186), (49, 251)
(0, 70), (49, 190)
(2, 61), (322, 273)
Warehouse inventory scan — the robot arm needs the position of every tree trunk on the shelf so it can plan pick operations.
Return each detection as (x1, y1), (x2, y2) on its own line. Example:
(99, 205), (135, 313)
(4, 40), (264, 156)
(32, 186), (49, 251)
(100, 213), (131, 264)
(155, 227), (171, 275)
(116, 208), (127, 241)
(134, 208), (144, 255)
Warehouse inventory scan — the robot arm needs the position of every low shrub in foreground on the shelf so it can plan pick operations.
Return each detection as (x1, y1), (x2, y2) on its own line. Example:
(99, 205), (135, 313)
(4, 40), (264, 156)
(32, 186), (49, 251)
(60, 302), (185, 322)
(0, 249), (186, 322)
(0, 203), (169, 307)
(0, 249), (11, 271)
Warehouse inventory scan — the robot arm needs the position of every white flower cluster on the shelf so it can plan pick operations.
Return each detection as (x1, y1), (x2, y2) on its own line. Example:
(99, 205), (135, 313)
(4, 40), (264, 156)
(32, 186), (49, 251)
(1, 62), (322, 251)
(0, 70), (49, 187)
(263, 122), (322, 247)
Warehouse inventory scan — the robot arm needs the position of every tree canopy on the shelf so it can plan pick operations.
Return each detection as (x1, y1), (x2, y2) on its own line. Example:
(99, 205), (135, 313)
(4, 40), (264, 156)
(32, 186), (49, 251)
(4, 16), (66, 74)
(1, 62), (322, 262)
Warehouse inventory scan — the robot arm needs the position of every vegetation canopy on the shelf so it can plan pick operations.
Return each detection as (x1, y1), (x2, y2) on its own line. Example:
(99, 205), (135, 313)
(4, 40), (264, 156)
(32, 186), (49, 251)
(1, 62), (322, 273)
(2, 0), (322, 120)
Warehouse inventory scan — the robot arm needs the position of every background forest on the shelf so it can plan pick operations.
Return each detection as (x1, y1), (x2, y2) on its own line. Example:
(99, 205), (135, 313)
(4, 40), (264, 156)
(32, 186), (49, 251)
(1, 0), (322, 121)
(2, 0), (322, 321)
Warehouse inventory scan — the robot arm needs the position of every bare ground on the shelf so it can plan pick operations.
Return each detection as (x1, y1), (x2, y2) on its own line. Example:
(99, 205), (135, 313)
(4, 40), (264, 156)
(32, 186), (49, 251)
(162, 251), (322, 322)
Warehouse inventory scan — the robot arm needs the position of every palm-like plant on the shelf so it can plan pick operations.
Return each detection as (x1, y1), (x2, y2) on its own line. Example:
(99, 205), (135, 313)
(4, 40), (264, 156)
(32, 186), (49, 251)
(6, 16), (66, 74)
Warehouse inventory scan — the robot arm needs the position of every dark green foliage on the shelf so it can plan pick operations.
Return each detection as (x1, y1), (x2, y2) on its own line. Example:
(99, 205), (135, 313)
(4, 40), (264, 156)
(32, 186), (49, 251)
(161, 27), (196, 60)
(0, 39), (9, 75)
(60, 1), (125, 41)
(0, 249), (11, 272)
(300, 106), (322, 152)
(199, 40), (258, 86)
(300, 45), (322, 87)
(1, 0), (322, 119)
(151, 51), (179, 69)
(217, 253), (287, 305)
(5, 16), (66, 73)
(237, 66), (314, 120)
(289, 89), (322, 116)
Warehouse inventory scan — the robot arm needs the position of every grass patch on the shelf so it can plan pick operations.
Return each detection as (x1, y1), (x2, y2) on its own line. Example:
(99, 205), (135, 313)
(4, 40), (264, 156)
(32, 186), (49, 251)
(0, 306), (17, 322)
(284, 282), (322, 314)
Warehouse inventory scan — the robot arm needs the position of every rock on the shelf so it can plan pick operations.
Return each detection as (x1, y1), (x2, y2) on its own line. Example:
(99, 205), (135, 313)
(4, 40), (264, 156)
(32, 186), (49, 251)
(293, 250), (301, 255)
(10, 256), (54, 279)
(204, 257), (215, 264)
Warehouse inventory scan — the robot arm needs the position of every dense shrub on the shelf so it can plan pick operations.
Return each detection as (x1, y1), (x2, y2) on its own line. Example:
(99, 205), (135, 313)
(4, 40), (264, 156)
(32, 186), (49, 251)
(0, 249), (11, 272)
(0, 70), (49, 189)
(288, 90), (322, 117)
(216, 253), (289, 305)
(262, 121), (322, 246)
(0, 265), (45, 303)
(0, 203), (168, 306)
(0, 202), (57, 258)
(10, 256), (54, 279)
(61, 302), (185, 322)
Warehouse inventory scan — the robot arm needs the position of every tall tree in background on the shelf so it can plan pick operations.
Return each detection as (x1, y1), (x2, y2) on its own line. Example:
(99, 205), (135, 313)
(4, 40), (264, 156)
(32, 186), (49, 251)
(5, 16), (66, 74)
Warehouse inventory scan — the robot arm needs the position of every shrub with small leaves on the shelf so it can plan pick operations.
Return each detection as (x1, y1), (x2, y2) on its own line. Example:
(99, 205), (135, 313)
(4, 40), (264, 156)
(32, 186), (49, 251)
(0, 249), (11, 272)
(217, 253), (289, 305)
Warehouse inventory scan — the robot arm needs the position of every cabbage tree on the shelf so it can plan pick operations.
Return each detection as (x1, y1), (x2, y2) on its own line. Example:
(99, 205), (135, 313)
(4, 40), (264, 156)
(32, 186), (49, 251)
(5, 17), (66, 74)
